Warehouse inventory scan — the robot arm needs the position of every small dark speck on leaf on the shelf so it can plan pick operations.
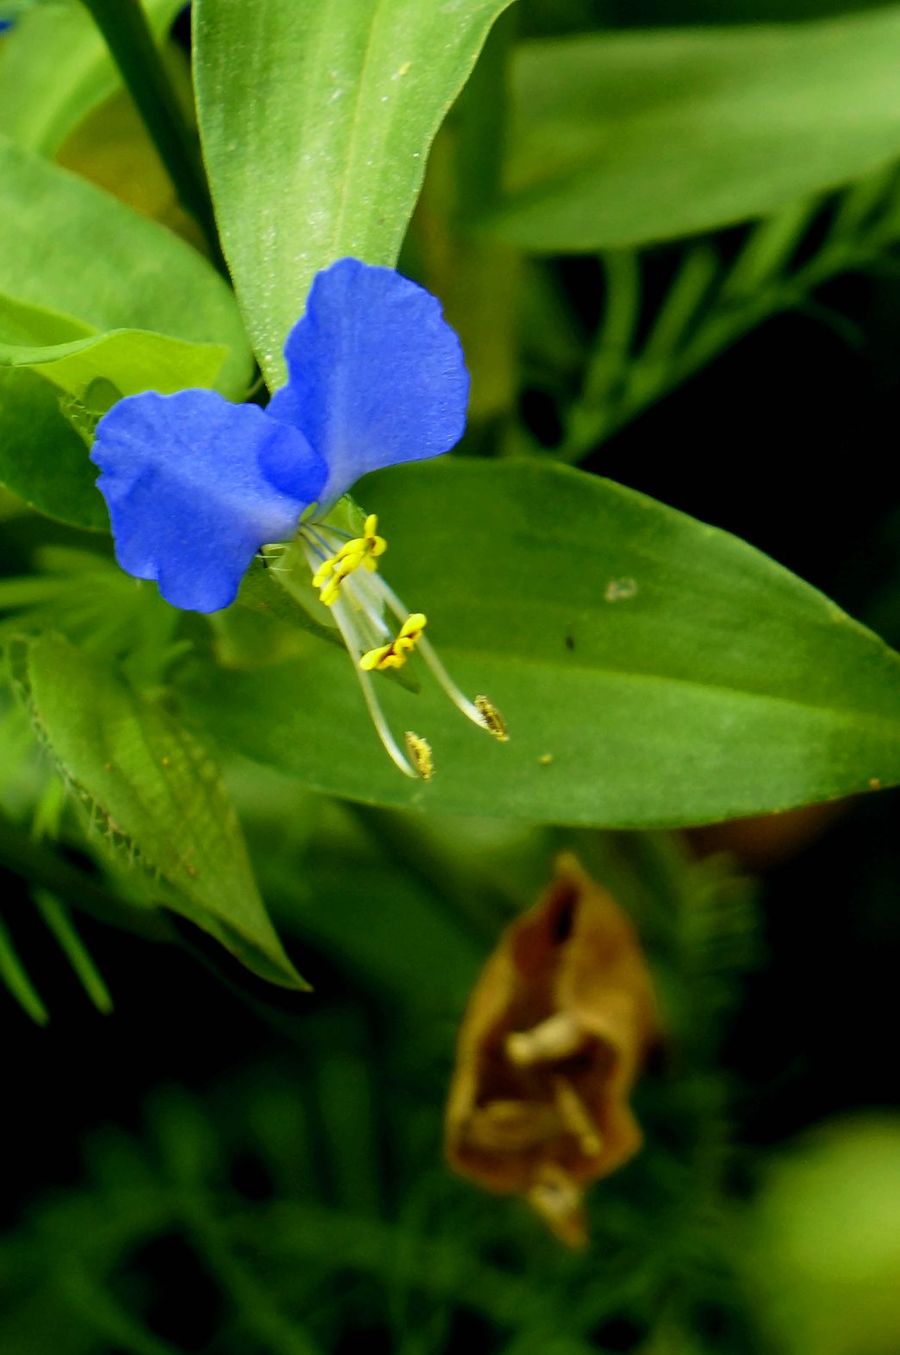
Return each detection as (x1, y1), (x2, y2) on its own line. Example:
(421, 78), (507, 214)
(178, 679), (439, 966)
(565, 634), (575, 651)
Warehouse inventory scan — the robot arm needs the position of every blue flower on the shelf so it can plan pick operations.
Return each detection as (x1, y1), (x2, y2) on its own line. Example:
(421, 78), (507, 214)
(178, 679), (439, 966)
(91, 258), (506, 777)
(92, 259), (468, 612)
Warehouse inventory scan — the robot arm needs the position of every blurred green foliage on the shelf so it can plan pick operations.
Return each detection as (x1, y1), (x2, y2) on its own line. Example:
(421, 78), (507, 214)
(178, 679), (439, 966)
(1, 828), (767, 1354)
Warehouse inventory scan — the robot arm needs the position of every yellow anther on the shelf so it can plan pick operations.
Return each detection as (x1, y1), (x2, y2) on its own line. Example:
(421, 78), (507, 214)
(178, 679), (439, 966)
(312, 515), (388, 606)
(360, 613), (427, 671)
(311, 556), (337, 589)
(475, 695), (509, 742)
(363, 514), (387, 557)
(360, 643), (394, 670)
(404, 731), (434, 781)
(319, 577), (341, 606)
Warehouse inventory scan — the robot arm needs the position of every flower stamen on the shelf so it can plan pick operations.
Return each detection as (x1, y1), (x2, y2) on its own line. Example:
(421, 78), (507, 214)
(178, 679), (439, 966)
(297, 511), (508, 778)
(312, 513), (387, 606)
(329, 596), (420, 779)
(404, 732), (434, 781)
(474, 695), (509, 742)
(360, 613), (427, 671)
(372, 575), (506, 740)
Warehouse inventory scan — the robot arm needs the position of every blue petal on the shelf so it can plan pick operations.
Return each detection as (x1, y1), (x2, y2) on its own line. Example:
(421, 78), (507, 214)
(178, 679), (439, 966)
(267, 259), (469, 504)
(91, 390), (326, 612)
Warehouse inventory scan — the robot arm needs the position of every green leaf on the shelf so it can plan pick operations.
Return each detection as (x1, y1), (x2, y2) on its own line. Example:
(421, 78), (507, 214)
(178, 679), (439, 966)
(0, 137), (252, 396)
(0, 293), (96, 347)
(0, 321), (229, 400)
(10, 633), (307, 990)
(0, 0), (185, 155)
(485, 10), (900, 252)
(194, 0), (516, 387)
(0, 138), (252, 529)
(182, 459), (900, 826)
(0, 367), (108, 530)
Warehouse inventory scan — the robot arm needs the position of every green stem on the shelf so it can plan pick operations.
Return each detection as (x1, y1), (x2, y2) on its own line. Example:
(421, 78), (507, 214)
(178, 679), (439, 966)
(829, 162), (900, 242)
(0, 912), (48, 1023)
(77, 0), (226, 273)
(35, 888), (114, 1014)
(556, 211), (894, 463)
(719, 196), (820, 299)
(615, 242), (719, 417)
(666, 236), (861, 394)
(559, 249), (640, 456)
(641, 242), (720, 364)
(583, 249), (641, 407)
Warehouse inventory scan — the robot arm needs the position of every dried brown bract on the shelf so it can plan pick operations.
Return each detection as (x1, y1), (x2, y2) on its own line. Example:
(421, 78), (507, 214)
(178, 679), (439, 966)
(444, 853), (660, 1247)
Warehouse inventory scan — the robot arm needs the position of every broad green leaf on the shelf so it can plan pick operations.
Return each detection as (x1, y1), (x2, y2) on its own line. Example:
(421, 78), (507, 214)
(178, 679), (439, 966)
(485, 10), (900, 251)
(182, 459), (900, 826)
(0, 291), (228, 396)
(0, 367), (107, 530)
(0, 0), (184, 155)
(194, 0), (516, 387)
(0, 137), (252, 397)
(1, 325), (229, 399)
(0, 293), (95, 347)
(10, 633), (306, 990)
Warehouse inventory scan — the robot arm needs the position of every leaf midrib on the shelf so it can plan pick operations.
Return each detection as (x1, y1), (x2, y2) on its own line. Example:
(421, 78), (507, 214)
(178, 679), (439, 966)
(327, 0), (388, 258)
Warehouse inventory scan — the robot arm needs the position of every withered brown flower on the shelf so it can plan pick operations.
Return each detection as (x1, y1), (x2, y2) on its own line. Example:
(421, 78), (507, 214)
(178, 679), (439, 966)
(444, 853), (660, 1247)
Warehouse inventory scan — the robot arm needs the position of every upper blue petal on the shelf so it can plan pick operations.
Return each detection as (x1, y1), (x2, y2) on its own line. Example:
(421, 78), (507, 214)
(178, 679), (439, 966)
(266, 259), (469, 505)
(91, 389), (326, 612)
